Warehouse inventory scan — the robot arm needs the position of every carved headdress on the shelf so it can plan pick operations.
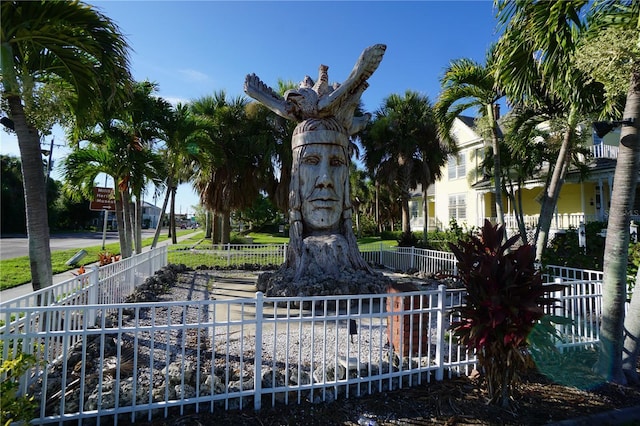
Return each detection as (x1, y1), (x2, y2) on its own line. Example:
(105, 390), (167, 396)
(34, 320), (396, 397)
(244, 44), (387, 145)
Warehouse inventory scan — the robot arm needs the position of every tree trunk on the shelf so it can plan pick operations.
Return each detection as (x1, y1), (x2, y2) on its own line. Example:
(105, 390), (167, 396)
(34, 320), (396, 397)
(623, 269), (640, 385)
(399, 157), (412, 236)
(375, 182), (382, 234)
(169, 186), (177, 244)
(535, 109), (577, 261)
(120, 189), (133, 258)
(597, 70), (640, 384)
(205, 210), (212, 239)
(151, 180), (172, 249)
(8, 95), (53, 291)
(422, 184), (429, 246)
(221, 211), (231, 244)
(134, 195), (142, 254)
(488, 103), (505, 230)
(115, 191), (127, 255)
(212, 213), (221, 244)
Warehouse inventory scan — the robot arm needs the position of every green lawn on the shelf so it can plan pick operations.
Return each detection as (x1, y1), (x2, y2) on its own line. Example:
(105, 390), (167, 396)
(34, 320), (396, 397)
(1, 230), (395, 292)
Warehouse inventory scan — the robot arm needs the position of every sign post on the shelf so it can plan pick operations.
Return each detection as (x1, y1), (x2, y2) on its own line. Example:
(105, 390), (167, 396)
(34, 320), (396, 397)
(90, 187), (116, 250)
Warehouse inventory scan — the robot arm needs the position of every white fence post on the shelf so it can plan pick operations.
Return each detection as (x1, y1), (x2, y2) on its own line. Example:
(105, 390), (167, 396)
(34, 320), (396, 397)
(283, 243), (287, 264)
(87, 266), (99, 324)
(435, 284), (446, 381)
(410, 246), (415, 270)
(253, 292), (264, 410)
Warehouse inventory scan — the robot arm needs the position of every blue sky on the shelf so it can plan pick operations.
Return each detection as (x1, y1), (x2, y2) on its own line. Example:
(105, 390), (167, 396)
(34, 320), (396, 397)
(1, 0), (503, 216)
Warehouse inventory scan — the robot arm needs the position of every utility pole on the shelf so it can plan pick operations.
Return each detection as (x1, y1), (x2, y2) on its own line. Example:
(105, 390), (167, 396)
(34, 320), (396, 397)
(41, 137), (55, 184)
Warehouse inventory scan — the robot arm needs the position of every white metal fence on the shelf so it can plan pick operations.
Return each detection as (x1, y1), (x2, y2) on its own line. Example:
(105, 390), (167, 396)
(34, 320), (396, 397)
(2, 286), (478, 425)
(0, 243), (613, 424)
(0, 247), (168, 314)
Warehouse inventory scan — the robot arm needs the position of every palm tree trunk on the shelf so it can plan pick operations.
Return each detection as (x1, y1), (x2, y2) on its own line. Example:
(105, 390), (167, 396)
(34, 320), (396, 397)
(535, 109), (578, 261)
(212, 213), (221, 244)
(422, 185), (429, 246)
(170, 185), (177, 244)
(151, 179), (172, 249)
(488, 103), (505, 229)
(221, 211), (231, 244)
(134, 195), (142, 254)
(121, 189), (134, 258)
(399, 157), (412, 236)
(205, 210), (212, 239)
(375, 181), (382, 234)
(115, 191), (127, 255)
(623, 269), (640, 385)
(597, 71), (640, 384)
(8, 95), (53, 291)
(516, 180), (528, 244)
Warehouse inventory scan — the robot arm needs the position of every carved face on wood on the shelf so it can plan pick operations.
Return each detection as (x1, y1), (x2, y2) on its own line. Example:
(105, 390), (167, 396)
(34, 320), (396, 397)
(298, 143), (348, 232)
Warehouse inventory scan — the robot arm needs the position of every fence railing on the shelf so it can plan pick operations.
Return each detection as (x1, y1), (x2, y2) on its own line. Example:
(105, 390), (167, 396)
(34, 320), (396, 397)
(358, 244), (458, 277)
(2, 286), (477, 424)
(167, 243), (287, 269)
(0, 242), (613, 424)
(0, 246), (167, 314)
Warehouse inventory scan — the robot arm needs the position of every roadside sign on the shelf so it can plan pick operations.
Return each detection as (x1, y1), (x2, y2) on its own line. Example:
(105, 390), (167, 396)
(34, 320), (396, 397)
(90, 187), (116, 211)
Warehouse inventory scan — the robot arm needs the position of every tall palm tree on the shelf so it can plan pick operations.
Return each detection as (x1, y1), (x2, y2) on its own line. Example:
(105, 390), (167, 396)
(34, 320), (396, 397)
(151, 102), (204, 248)
(1, 0), (131, 290)
(494, 0), (605, 262)
(245, 79), (298, 215)
(127, 81), (173, 253)
(360, 91), (446, 239)
(191, 92), (271, 244)
(584, 0), (640, 384)
(435, 47), (506, 229)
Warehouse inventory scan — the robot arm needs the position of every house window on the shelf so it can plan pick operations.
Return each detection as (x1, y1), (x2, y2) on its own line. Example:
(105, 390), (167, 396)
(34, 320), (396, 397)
(449, 194), (466, 220)
(448, 153), (466, 180)
(410, 200), (419, 219)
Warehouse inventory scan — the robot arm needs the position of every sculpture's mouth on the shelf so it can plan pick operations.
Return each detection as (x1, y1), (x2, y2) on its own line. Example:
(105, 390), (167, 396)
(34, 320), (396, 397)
(310, 198), (339, 208)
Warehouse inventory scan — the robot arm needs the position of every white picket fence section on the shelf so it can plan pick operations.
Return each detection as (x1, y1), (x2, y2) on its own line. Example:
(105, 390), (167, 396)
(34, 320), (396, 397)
(0, 242), (615, 424)
(0, 247), (168, 314)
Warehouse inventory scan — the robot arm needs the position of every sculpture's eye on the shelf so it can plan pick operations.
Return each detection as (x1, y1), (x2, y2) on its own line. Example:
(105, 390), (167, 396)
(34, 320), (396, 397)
(302, 155), (320, 165)
(330, 156), (346, 167)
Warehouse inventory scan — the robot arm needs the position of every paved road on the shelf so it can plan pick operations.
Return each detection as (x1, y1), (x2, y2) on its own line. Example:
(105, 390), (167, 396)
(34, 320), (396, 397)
(0, 230), (157, 260)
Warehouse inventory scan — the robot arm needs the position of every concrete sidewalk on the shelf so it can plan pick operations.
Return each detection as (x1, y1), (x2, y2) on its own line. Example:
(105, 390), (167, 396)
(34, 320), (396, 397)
(0, 232), (201, 304)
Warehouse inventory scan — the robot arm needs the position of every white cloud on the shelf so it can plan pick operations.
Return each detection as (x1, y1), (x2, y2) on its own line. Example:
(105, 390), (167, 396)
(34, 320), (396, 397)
(178, 69), (210, 83)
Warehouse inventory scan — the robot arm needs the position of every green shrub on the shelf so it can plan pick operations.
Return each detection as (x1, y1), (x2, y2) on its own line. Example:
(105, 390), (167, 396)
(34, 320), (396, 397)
(541, 222), (606, 270)
(1, 353), (40, 426)
(397, 231), (419, 247)
(449, 220), (567, 407)
(356, 213), (378, 237)
(380, 230), (402, 241)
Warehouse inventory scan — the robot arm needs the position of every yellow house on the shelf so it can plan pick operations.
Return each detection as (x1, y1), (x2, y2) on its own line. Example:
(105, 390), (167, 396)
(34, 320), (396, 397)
(409, 115), (633, 236)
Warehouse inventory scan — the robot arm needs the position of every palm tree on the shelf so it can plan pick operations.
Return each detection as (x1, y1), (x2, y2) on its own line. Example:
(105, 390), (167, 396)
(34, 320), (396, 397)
(494, 0), (606, 262)
(435, 47), (506, 229)
(245, 79), (298, 215)
(349, 164), (372, 238)
(191, 92), (271, 244)
(584, 0), (640, 384)
(151, 102), (204, 248)
(127, 81), (173, 252)
(360, 91), (446, 240)
(1, 0), (131, 290)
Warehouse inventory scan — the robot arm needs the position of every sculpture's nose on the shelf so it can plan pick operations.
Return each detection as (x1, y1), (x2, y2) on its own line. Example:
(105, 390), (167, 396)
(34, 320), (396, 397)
(316, 172), (333, 188)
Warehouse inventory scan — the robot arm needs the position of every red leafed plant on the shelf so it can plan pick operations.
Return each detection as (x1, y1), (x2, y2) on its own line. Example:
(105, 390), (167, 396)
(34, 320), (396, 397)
(449, 220), (567, 407)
